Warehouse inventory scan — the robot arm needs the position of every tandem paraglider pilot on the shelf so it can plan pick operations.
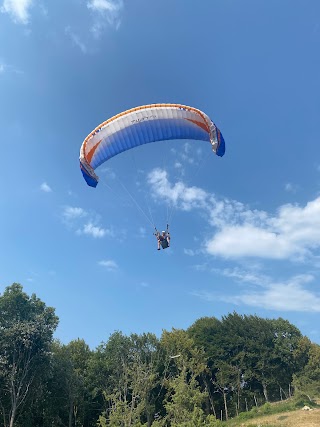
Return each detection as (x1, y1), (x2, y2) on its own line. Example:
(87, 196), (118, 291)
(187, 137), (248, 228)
(154, 226), (170, 251)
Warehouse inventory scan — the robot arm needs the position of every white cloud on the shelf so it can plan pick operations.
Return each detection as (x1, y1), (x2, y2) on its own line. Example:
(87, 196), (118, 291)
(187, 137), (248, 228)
(98, 259), (118, 271)
(216, 267), (269, 287)
(222, 275), (320, 312)
(1, 0), (34, 24)
(87, 0), (124, 36)
(148, 168), (320, 262)
(88, 0), (121, 12)
(0, 60), (23, 75)
(206, 225), (298, 260)
(40, 182), (52, 193)
(148, 168), (207, 211)
(194, 273), (320, 312)
(62, 206), (87, 220)
(61, 206), (115, 240)
(207, 197), (320, 260)
(81, 222), (109, 238)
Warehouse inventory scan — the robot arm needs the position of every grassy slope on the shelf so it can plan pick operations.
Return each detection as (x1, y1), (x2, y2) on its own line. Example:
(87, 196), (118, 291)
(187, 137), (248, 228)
(225, 398), (320, 427)
(230, 408), (320, 427)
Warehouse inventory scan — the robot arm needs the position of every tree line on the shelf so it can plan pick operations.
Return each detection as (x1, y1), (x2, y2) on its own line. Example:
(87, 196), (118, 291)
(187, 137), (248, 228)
(0, 283), (319, 427)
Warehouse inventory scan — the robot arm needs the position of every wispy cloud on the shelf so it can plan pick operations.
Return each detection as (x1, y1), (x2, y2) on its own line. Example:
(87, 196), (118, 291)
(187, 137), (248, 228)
(1, 0), (34, 24)
(98, 259), (119, 271)
(79, 222), (111, 238)
(193, 273), (320, 312)
(65, 26), (87, 54)
(284, 182), (299, 193)
(180, 142), (195, 165)
(0, 60), (23, 75)
(61, 205), (117, 240)
(215, 267), (270, 287)
(62, 206), (87, 220)
(184, 248), (196, 256)
(192, 263), (208, 272)
(87, 0), (124, 36)
(193, 269), (320, 312)
(40, 182), (52, 193)
(25, 269), (39, 283)
(139, 281), (149, 287)
(100, 166), (116, 179)
(138, 226), (147, 238)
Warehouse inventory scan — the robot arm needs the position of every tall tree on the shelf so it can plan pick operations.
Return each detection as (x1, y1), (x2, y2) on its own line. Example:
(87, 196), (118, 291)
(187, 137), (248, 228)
(0, 283), (58, 427)
(158, 329), (208, 426)
(95, 332), (161, 427)
(44, 339), (94, 427)
(292, 342), (320, 398)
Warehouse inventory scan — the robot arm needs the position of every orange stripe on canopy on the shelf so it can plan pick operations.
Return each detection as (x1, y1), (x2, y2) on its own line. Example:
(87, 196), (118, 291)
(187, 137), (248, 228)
(86, 139), (102, 164)
(82, 103), (212, 146)
(185, 118), (210, 134)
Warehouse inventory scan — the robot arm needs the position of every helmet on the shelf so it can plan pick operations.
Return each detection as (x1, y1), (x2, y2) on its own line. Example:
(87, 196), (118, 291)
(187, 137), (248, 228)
(162, 231), (165, 234)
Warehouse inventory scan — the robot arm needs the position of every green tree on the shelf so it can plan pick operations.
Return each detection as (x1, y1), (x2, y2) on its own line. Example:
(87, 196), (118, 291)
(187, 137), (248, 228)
(188, 312), (308, 416)
(0, 283), (58, 427)
(158, 329), (208, 426)
(163, 367), (207, 427)
(45, 339), (94, 427)
(292, 342), (320, 398)
(96, 332), (161, 427)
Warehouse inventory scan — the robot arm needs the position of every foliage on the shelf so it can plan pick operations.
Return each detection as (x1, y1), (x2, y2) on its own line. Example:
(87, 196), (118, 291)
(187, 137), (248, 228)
(292, 342), (320, 398)
(0, 283), (58, 427)
(1, 283), (319, 427)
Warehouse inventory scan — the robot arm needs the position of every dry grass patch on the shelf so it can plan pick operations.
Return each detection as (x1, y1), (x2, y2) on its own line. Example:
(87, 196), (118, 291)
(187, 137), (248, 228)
(236, 407), (320, 427)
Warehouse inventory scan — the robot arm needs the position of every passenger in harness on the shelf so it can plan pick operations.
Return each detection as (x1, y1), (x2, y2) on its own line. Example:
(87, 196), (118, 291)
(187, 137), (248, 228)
(154, 225), (170, 250)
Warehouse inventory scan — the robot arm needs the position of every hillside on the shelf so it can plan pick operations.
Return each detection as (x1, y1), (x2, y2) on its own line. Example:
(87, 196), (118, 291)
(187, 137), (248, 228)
(235, 408), (320, 427)
(226, 400), (320, 427)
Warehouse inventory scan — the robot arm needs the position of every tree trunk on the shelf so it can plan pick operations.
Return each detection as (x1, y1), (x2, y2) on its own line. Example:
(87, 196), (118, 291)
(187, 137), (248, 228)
(146, 411), (152, 427)
(262, 382), (269, 402)
(9, 403), (17, 427)
(223, 390), (228, 421)
(68, 399), (73, 427)
(205, 380), (216, 417)
(1, 402), (8, 427)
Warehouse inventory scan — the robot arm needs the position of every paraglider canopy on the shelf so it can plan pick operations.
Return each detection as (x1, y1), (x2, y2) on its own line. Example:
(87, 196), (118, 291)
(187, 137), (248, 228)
(79, 103), (225, 187)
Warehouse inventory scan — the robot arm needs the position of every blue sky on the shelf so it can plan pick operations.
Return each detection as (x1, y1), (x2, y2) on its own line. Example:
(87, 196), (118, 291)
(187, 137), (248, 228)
(1, 0), (320, 348)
